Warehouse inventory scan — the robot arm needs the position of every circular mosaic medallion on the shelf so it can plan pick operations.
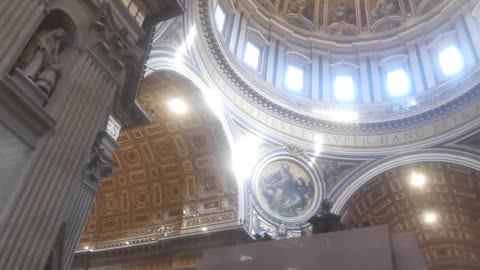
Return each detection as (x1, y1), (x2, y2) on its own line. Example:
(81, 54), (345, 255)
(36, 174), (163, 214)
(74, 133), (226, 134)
(252, 156), (321, 224)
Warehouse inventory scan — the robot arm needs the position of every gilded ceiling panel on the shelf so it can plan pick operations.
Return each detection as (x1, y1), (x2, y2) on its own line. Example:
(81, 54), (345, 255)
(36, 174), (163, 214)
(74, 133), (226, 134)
(80, 71), (238, 249)
(341, 162), (480, 269)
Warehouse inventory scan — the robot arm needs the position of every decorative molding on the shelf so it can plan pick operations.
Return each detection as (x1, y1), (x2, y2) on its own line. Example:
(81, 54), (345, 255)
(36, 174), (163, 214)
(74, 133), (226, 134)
(285, 50), (312, 64)
(283, 143), (304, 156)
(330, 148), (480, 214)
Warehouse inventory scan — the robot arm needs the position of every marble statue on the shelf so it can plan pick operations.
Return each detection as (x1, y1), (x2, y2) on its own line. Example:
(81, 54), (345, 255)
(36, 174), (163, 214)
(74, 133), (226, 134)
(35, 54), (61, 96)
(17, 28), (66, 95)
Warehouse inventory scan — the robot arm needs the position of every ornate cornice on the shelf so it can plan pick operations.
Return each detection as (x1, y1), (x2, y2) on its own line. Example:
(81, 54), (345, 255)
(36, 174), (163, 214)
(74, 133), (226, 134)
(73, 226), (251, 268)
(329, 148), (480, 214)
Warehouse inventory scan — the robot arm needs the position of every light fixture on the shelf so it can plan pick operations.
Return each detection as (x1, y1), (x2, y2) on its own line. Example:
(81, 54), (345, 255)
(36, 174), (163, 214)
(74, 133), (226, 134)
(409, 172), (426, 188)
(202, 227), (208, 232)
(439, 45), (464, 76)
(423, 211), (438, 224)
(167, 98), (189, 115)
(83, 246), (89, 250)
(125, 241), (130, 245)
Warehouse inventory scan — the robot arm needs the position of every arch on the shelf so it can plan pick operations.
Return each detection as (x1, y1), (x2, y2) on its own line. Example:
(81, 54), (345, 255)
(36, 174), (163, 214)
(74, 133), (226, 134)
(330, 148), (480, 214)
(146, 52), (246, 221)
(40, 9), (78, 48)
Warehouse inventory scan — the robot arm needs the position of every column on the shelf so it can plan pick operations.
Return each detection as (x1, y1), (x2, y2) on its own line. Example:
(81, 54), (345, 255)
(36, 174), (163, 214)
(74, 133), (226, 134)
(359, 55), (371, 103)
(369, 56), (383, 103)
(407, 43), (425, 93)
(418, 42), (436, 89)
(322, 55), (330, 101)
(311, 54), (321, 100)
(61, 131), (118, 270)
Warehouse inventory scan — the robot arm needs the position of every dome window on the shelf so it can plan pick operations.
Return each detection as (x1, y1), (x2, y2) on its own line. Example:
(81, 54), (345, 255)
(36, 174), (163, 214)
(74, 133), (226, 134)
(285, 65), (304, 92)
(215, 5), (226, 33)
(334, 75), (355, 102)
(438, 45), (464, 76)
(244, 42), (260, 70)
(387, 69), (410, 97)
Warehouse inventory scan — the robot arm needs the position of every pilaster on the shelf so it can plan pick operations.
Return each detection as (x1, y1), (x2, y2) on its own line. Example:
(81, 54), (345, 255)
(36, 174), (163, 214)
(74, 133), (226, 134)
(311, 54), (321, 100)
(359, 55), (371, 103)
(275, 40), (286, 88)
(61, 131), (118, 270)
(407, 44), (425, 93)
(321, 55), (330, 102)
(369, 55), (383, 103)
(418, 42), (436, 89)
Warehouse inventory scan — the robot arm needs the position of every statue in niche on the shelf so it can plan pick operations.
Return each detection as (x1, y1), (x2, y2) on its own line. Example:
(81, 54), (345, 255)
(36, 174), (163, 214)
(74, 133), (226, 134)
(17, 28), (66, 95)
(371, 0), (400, 21)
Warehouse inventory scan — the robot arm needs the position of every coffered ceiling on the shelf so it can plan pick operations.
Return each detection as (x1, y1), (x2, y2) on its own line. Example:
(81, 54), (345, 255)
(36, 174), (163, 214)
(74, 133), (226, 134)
(341, 162), (480, 270)
(249, 0), (446, 36)
(80, 71), (238, 250)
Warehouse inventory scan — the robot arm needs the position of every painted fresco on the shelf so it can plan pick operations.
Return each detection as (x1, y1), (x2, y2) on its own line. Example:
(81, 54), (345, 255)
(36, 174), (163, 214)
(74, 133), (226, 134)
(256, 160), (315, 218)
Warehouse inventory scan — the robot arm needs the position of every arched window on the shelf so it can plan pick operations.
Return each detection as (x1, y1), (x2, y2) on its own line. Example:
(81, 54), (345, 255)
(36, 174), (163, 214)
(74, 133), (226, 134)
(283, 51), (312, 95)
(285, 65), (304, 92)
(244, 42), (261, 70)
(386, 69), (410, 97)
(427, 31), (466, 81)
(334, 75), (355, 102)
(379, 55), (411, 99)
(438, 45), (464, 76)
(242, 28), (269, 74)
(330, 61), (359, 103)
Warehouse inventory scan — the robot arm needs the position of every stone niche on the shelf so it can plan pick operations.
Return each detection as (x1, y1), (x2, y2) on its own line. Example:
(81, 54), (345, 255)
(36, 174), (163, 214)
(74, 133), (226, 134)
(11, 9), (76, 107)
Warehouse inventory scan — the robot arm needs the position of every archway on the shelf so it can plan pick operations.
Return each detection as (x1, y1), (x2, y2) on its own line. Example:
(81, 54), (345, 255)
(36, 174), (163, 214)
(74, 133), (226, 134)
(338, 161), (480, 269)
(80, 71), (239, 250)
